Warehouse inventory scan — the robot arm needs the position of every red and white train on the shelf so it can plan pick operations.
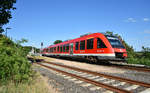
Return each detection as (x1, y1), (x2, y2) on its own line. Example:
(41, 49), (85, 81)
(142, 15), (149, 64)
(41, 33), (127, 62)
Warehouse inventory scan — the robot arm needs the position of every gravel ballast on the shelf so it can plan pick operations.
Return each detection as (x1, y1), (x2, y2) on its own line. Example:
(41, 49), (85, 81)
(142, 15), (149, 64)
(34, 65), (107, 93)
(33, 56), (150, 93)
(40, 56), (150, 83)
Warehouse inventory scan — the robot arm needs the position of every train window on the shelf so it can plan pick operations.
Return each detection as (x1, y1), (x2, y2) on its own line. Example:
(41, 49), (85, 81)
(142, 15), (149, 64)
(60, 46), (63, 52)
(46, 49), (48, 52)
(50, 48), (52, 52)
(75, 42), (79, 50)
(66, 44), (69, 52)
(52, 47), (54, 52)
(57, 46), (59, 52)
(51, 48), (53, 52)
(63, 45), (66, 52)
(87, 38), (94, 49)
(54, 47), (56, 52)
(80, 40), (85, 50)
(97, 38), (107, 48)
(48, 48), (50, 52)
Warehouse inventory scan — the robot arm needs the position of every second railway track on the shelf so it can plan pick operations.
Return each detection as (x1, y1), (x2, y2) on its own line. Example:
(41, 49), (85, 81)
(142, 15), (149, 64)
(109, 64), (150, 73)
(35, 60), (150, 93)
(40, 56), (150, 73)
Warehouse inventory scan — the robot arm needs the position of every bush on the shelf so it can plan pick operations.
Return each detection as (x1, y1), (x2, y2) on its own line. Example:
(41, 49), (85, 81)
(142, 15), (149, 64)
(0, 36), (33, 84)
(138, 58), (150, 66)
(127, 57), (150, 66)
(127, 46), (150, 66)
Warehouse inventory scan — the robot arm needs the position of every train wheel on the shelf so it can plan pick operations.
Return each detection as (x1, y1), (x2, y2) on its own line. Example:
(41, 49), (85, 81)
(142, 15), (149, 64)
(92, 57), (98, 63)
(85, 56), (90, 63)
(87, 56), (98, 63)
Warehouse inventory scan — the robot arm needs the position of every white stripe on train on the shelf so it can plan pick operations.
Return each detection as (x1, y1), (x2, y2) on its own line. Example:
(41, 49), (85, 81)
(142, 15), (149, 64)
(44, 53), (115, 57)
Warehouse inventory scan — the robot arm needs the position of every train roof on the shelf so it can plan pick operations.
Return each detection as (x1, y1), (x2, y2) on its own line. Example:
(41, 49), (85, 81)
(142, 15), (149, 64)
(47, 33), (96, 48)
(47, 32), (116, 48)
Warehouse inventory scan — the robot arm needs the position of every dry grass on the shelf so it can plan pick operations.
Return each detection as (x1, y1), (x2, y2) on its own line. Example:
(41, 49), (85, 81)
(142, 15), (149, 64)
(0, 73), (50, 93)
(36, 56), (54, 61)
(29, 55), (54, 62)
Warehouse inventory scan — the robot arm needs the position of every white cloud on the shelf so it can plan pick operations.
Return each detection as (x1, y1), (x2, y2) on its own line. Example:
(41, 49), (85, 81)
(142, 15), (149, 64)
(144, 30), (150, 34)
(143, 18), (149, 22)
(125, 18), (136, 23)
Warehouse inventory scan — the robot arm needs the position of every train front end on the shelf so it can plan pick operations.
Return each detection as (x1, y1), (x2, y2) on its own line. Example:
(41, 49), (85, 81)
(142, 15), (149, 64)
(105, 35), (127, 61)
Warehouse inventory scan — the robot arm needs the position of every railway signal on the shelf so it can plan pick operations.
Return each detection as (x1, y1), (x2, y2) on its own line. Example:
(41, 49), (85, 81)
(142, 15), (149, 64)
(40, 42), (43, 55)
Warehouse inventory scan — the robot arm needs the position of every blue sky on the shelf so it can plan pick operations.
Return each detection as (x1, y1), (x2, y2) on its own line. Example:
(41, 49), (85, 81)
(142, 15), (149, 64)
(4, 0), (150, 51)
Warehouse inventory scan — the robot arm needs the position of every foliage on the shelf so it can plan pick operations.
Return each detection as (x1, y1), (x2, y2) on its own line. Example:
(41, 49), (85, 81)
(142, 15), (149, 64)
(23, 46), (40, 54)
(16, 38), (28, 45)
(0, 35), (33, 84)
(53, 40), (62, 44)
(122, 41), (136, 58)
(0, 27), (4, 33)
(127, 58), (150, 66)
(0, 0), (16, 33)
(141, 46), (150, 59)
(106, 31), (114, 36)
(127, 47), (150, 66)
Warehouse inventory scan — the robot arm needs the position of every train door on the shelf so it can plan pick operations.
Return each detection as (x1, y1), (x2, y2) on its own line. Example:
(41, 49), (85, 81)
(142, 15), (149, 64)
(70, 43), (74, 55)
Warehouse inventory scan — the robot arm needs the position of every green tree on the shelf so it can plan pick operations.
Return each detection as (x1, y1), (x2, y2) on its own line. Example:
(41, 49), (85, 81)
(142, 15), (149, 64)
(106, 31), (113, 35)
(141, 46), (150, 59)
(54, 40), (63, 44)
(0, 27), (4, 33)
(23, 46), (40, 54)
(0, 0), (16, 33)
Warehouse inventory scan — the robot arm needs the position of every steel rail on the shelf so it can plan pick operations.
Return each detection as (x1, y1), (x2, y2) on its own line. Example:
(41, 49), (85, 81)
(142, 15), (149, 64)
(110, 65), (150, 72)
(43, 61), (150, 88)
(28, 57), (150, 72)
(36, 62), (131, 93)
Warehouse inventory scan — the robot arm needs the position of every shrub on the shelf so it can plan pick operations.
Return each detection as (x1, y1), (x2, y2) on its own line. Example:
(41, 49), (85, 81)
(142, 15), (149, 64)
(138, 58), (150, 66)
(0, 36), (33, 84)
(127, 57), (150, 66)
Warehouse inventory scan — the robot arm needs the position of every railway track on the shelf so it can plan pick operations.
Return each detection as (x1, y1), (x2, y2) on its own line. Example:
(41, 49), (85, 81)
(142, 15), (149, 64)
(42, 56), (150, 73)
(35, 61), (150, 93)
(28, 56), (150, 73)
(109, 64), (150, 73)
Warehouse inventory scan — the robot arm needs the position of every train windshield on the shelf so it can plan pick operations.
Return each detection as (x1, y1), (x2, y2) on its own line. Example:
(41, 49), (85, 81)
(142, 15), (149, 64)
(106, 36), (125, 49)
